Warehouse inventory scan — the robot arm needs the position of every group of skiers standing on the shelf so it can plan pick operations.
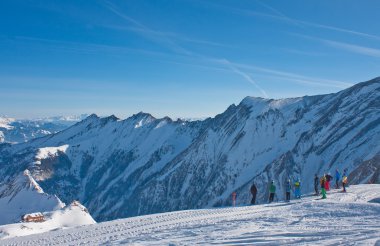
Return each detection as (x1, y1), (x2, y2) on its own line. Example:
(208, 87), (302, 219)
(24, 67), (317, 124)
(315, 168), (348, 199)
(250, 178), (301, 205)
(249, 168), (349, 204)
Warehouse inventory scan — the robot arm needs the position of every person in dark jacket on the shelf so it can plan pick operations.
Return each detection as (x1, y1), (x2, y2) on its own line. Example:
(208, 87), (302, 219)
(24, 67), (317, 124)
(250, 183), (258, 205)
(314, 174), (319, 195)
(285, 179), (291, 201)
(269, 180), (276, 203)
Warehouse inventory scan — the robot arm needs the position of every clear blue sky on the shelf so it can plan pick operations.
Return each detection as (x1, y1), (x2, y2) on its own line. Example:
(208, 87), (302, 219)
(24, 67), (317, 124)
(0, 0), (379, 119)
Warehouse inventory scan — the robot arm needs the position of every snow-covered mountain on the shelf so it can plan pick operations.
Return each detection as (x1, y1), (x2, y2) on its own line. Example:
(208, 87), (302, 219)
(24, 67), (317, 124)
(0, 200), (95, 239)
(0, 77), (379, 223)
(0, 169), (95, 238)
(0, 115), (89, 143)
(2, 184), (380, 245)
(0, 169), (64, 225)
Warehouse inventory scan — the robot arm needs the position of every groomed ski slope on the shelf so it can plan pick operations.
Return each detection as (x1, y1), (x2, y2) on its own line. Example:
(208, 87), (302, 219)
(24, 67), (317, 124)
(2, 184), (380, 246)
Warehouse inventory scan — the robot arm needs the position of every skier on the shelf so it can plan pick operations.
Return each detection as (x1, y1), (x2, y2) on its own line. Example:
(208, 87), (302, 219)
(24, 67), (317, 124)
(269, 180), (276, 203)
(325, 173), (333, 191)
(314, 174), (319, 195)
(294, 179), (301, 199)
(335, 169), (341, 189)
(285, 179), (291, 201)
(342, 175), (348, 192)
(250, 182), (258, 205)
(320, 175), (327, 199)
(343, 168), (349, 187)
(232, 192), (237, 206)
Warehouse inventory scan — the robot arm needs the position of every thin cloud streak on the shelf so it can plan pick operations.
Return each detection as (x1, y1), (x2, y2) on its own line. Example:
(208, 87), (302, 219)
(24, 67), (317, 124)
(254, 1), (380, 41)
(102, 1), (271, 97)
(297, 20), (380, 41)
(291, 33), (380, 58)
(102, 0), (193, 56)
(268, 75), (350, 89)
(322, 40), (380, 58)
(206, 1), (380, 41)
(7, 35), (167, 57)
(253, 0), (305, 29)
(105, 25), (233, 48)
(217, 59), (269, 98)
(231, 61), (352, 88)
(282, 48), (327, 57)
(101, 1), (353, 95)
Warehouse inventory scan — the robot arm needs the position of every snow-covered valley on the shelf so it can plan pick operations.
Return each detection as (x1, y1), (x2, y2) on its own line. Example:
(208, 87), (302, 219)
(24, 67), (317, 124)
(1, 184), (379, 245)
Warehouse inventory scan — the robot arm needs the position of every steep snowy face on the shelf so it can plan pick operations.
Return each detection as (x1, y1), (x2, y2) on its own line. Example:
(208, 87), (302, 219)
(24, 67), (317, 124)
(0, 112), (208, 221)
(148, 78), (380, 210)
(0, 170), (65, 225)
(0, 77), (379, 222)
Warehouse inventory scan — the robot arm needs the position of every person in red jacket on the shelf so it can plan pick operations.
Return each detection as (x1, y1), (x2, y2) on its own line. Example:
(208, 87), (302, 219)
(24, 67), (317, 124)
(325, 173), (333, 191)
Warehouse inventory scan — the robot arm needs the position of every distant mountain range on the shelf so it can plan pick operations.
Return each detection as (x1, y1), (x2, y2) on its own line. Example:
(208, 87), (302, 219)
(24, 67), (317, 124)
(0, 77), (379, 223)
(0, 114), (89, 143)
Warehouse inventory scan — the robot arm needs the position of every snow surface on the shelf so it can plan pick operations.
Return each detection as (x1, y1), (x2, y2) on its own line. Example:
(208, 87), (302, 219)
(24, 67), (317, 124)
(0, 170), (65, 226)
(0, 204), (95, 239)
(1, 184), (379, 245)
(0, 117), (15, 130)
(0, 170), (95, 239)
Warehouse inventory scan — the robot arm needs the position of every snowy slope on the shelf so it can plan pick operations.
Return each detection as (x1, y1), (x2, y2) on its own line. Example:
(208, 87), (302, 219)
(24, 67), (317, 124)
(0, 170), (65, 225)
(0, 202), (95, 240)
(1, 184), (379, 245)
(0, 77), (379, 222)
(0, 169), (95, 239)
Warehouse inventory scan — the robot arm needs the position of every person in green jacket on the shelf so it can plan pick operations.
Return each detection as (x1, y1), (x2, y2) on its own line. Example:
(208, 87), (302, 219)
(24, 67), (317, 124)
(321, 175), (327, 199)
(269, 180), (276, 203)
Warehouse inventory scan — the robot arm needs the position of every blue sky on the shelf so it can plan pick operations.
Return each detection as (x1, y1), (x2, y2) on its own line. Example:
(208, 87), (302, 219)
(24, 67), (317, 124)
(0, 0), (379, 119)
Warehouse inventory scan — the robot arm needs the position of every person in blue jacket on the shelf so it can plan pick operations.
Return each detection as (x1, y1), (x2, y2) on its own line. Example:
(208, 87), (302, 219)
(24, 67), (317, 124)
(294, 179), (301, 199)
(335, 169), (341, 189)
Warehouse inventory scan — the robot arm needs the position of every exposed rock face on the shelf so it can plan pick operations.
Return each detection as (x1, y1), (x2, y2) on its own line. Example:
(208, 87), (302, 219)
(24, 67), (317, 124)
(349, 154), (380, 184)
(0, 77), (379, 222)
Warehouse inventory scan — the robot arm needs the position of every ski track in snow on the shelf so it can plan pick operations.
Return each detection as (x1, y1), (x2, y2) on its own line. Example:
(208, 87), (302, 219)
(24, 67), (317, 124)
(1, 185), (380, 245)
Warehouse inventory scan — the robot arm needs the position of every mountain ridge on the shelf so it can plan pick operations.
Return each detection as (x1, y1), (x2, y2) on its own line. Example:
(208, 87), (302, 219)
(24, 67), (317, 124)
(0, 77), (379, 222)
